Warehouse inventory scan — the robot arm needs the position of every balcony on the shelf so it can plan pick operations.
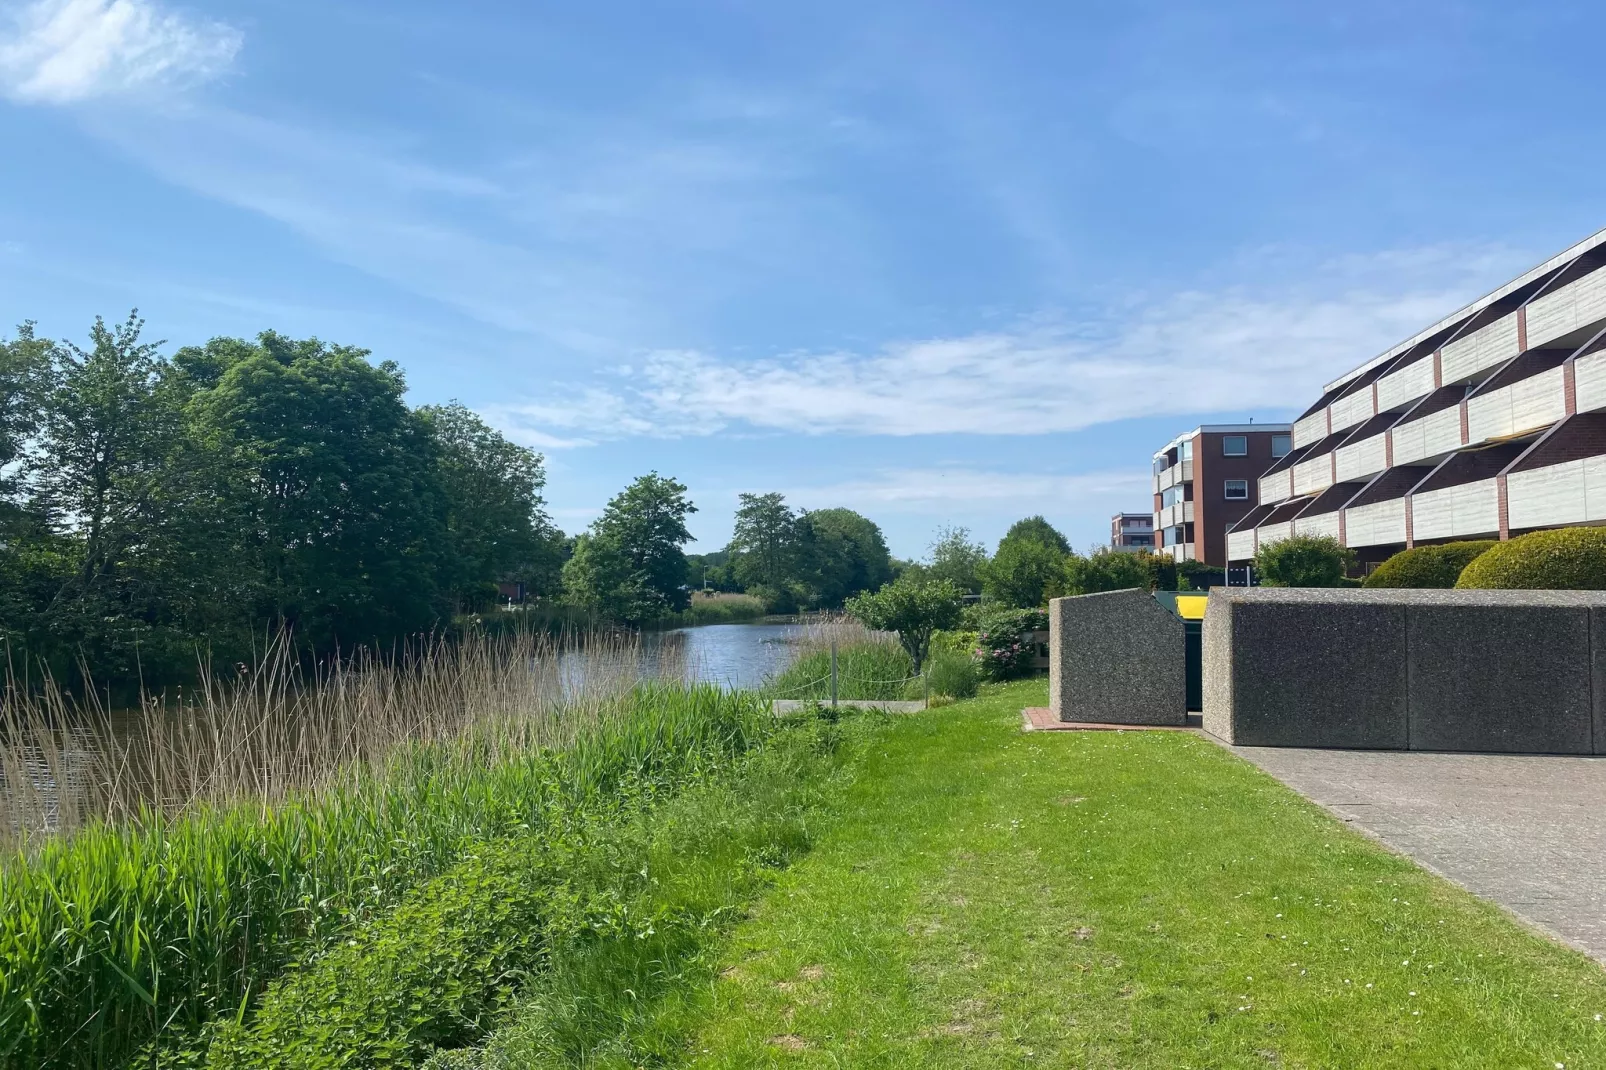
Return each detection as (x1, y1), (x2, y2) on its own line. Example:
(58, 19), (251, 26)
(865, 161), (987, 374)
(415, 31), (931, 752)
(1259, 468), (1293, 506)
(1526, 264), (1606, 350)
(1291, 452), (1334, 497)
(1333, 427), (1390, 484)
(1156, 500), (1194, 528)
(1226, 528), (1256, 563)
(1440, 310), (1521, 385)
(1154, 459), (1193, 492)
(1464, 352), (1567, 446)
(1408, 443), (1526, 542)
(1503, 411), (1606, 531)
(1335, 465), (1430, 549)
(1389, 387), (1468, 466)
(1375, 353), (1436, 413)
(1574, 346), (1606, 414)
(1292, 409), (1328, 449)
(1328, 386), (1376, 438)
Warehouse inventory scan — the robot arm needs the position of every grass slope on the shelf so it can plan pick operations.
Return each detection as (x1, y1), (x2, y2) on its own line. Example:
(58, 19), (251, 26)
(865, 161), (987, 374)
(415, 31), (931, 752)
(688, 680), (1606, 1069)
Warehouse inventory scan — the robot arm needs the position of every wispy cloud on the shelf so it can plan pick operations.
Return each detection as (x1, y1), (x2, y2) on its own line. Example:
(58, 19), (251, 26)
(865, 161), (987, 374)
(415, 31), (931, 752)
(783, 466), (1150, 512)
(488, 243), (1521, 444)
(0, 0), (239, 103)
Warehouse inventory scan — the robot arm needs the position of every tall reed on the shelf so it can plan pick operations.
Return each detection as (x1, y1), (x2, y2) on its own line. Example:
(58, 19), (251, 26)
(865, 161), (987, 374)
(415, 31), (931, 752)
(765, 616), (916, 700)
(0, 628), (763, 1070)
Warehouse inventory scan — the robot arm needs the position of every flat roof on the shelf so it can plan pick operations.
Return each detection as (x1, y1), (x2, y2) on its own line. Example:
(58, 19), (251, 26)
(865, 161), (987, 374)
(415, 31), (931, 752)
(1152, 423), (1293, 458)
(1323, 226), (1606, 394)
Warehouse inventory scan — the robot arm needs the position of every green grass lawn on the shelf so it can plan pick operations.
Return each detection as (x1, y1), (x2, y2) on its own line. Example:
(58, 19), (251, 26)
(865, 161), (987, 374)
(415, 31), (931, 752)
(683, 679), (1606, 1069)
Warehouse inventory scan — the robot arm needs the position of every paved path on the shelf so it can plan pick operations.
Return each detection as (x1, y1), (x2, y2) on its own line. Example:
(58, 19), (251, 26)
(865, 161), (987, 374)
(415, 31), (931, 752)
(1230, 745), (1606, 963)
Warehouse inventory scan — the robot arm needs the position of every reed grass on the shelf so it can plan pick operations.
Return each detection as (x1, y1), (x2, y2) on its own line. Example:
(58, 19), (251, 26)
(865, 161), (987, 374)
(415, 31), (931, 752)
(766, 617), (917, 701)
(0, 629), (766, 1069)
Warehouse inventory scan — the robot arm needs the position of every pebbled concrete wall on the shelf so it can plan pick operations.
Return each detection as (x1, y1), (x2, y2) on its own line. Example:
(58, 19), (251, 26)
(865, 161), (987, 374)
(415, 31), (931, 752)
(1049, 588), (1186, 725)
(1203, 587), (1606, 754)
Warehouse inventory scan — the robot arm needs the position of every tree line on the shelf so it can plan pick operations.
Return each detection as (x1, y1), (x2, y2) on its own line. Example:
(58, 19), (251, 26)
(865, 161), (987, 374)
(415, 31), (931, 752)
(0, 315), (912, 691)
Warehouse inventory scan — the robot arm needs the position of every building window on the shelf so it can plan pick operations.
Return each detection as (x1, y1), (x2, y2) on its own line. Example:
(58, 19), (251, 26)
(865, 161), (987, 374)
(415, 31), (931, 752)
(1161, 485), (1183, 508)
(1223, 436), (1248, 456)
(1271, 434), (1292, 458)
(1180, 440), (1193, 461)
(1224, 479), (1249, 500)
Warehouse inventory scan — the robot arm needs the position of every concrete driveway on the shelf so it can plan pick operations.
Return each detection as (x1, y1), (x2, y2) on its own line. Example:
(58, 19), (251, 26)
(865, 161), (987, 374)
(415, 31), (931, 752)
(1229, 745), (1606, 964)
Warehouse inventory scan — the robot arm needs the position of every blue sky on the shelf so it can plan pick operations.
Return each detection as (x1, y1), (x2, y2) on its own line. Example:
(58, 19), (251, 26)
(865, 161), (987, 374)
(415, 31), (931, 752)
(2, 1), (1604, 558)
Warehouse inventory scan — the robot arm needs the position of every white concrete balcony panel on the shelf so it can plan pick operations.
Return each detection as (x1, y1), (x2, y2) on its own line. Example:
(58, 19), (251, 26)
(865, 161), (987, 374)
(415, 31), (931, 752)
(1390, 407), (1463, 466)
(1465, 367), (1566, 445)
(1575, 350), (1606, 414)
(1292, 410), (1328, 449)
(1157, 500), (1194, 528)
(1295, 510), (1341, 540)
(1334, 433), (1389, 483)
(1376, 356), (1436, 412)
(1259, 469), (1293, 506)
(1527, 267), (1606, 349)
(1163, 543), (1196, 563)
(1291, 454), (1334, 497)
(1344, 499), (1407, 548)
(1507, 455), (1606, 530)
(1329, 390), (1375, 436)
(1440, 312), (1520, 384)
(1410, 478), (1500, 542)
(1226, 529), (1255, 562)
(1255, 520), (1293, 549)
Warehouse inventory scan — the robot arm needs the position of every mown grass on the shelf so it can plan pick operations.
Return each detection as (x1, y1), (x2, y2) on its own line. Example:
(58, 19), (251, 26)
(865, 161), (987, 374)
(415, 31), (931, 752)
(0, 682), (769, 1069)
(684, 679), (1606, 1068)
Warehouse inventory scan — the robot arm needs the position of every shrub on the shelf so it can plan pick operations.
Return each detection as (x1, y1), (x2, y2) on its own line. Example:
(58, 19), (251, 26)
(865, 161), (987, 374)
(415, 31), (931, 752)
(845, 575), (963, 671)
(1363, 541), (1497, 589)
(1456, 527), (1606, 589)
(971, 607), (1048, 682)
(1062, 548), (1153, 594)
(1254, 534), (1355, 587)
(925, 649), (980, 699)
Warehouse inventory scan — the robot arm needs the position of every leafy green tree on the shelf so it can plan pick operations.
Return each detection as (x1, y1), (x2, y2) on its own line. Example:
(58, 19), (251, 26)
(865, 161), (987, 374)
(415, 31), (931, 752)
(802, 507), (893, 607)
(0, 322), (51, 503)
(729, 492), (801, 592)
(418, 402), (558, 610)
(925, 525), (988, 594)
(846, 574), (963, 672)
(186, 331), (450, 650)
(1254, 534), (1354, 588)
(1001, 515), (1070, 554)
(981, 516), (1071, 608)
(563, 473), (696, 623)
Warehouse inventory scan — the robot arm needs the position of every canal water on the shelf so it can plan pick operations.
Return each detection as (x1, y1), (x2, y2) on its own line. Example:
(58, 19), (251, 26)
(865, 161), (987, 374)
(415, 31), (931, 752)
(639, 620), (808, 689)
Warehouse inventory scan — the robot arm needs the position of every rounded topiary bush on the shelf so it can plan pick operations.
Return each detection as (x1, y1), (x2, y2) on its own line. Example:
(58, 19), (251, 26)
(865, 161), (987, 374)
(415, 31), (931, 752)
(1363, 540), (1497, 589)
(1455, 527), (1606, 589)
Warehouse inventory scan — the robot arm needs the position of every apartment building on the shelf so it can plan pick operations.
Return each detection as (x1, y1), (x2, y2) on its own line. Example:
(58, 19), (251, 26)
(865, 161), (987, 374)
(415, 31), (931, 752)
(1110, 512), (1155, 551)
(1152, 424), (1293, 566)
(1227, 228), (1606, 567)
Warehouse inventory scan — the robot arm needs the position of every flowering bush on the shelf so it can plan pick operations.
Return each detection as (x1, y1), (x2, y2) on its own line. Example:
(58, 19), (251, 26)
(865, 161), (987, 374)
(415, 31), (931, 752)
(971, 607), (1048, 681)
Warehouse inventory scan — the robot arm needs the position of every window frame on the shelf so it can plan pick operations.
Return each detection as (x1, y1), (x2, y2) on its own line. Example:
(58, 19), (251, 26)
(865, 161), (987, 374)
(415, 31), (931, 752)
(1222, 435), (1248, 457)
(1223, 479), (1249, 500)
(1271, 434), (1292, 458)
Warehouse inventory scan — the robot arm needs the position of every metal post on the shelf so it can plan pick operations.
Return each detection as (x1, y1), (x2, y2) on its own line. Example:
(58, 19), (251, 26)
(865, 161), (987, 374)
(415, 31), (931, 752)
(923, 668), (929, 709)
(830, 641), (838, 709)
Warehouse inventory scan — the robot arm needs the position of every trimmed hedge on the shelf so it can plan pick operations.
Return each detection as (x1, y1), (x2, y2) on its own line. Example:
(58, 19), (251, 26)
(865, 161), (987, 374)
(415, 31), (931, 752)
(1456, 527), (1606, 589)
(1363, 540), (1497, 589)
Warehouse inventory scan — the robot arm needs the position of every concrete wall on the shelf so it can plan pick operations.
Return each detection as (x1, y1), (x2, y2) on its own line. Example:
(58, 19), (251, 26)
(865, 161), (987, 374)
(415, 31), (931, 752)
(1049, 589), (1186, 725)
(1203, 588), (1606, 754)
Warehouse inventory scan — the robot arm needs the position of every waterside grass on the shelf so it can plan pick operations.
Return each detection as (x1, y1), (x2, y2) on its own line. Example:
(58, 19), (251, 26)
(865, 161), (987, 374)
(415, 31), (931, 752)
(0, 632), (762, 1069)
(765, 617), (916, 701)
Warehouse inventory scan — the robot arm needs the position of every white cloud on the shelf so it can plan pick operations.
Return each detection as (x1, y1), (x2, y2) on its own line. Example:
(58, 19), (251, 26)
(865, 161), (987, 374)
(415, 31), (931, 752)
(0, 0), (239, 103)
(783, 466), (1150, 513)
(490, 245), (1518, 443)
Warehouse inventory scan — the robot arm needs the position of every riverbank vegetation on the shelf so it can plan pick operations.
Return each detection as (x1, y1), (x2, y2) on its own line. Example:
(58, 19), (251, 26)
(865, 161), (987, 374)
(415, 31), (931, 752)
(0, 626), (865, 1067)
